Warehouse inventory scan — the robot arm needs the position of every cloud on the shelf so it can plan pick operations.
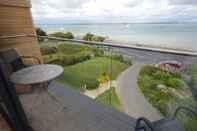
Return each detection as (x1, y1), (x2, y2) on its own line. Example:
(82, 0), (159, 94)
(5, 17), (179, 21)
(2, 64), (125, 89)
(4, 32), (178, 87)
(31, 0), (197, 23)
(169, 0), (197, 5)
(46, 0), (90, 9)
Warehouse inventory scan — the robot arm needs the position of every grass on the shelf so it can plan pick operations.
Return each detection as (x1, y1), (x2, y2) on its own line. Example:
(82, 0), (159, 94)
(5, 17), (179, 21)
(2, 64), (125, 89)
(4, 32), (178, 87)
(58, 57), (129, 90)
(40, 41), (129, 112)
(41, 42), (130, 90)
(186, 64), (197, 90)
(96, 87), (124, 111)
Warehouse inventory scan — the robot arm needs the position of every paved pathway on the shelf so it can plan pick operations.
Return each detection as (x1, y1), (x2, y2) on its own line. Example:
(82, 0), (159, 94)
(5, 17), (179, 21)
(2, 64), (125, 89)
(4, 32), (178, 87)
(117, 63), (162, 121)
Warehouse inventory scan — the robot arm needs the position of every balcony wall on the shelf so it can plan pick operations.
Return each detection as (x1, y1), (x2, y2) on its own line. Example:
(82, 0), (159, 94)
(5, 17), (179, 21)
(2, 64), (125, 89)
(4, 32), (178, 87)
(0, 0), (42, 61)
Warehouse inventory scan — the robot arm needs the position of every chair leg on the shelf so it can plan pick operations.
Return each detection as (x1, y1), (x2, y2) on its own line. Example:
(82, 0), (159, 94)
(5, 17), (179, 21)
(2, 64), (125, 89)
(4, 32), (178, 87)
(0, 104), (16, 131)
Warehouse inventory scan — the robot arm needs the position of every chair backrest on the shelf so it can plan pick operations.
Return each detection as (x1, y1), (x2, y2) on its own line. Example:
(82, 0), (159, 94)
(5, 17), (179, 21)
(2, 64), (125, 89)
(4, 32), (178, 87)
(0, 49), (25, 72)
(0, 59), (31, 131)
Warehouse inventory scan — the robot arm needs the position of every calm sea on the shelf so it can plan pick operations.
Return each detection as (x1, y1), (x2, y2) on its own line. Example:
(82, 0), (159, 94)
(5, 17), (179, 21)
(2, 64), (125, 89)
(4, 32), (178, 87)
(36, 23), (197, 51)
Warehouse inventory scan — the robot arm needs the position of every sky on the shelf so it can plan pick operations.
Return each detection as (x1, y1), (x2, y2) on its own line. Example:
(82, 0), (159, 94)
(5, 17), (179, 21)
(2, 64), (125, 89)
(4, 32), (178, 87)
(31, 0), (197, 23)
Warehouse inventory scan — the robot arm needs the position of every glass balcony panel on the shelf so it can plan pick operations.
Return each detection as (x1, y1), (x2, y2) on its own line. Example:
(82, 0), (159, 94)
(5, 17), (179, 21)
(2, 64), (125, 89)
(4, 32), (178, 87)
(37, 37), (197, 131)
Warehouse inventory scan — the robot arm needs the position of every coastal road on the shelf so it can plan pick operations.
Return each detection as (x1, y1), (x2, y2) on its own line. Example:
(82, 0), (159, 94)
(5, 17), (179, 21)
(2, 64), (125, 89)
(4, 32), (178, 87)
(116, 63), (162, 121)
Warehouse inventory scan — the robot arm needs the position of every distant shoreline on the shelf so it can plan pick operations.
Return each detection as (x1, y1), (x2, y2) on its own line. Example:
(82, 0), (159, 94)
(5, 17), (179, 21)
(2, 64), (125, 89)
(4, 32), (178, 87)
(105, 39), (197, 53)
(102, 39), (197, 56)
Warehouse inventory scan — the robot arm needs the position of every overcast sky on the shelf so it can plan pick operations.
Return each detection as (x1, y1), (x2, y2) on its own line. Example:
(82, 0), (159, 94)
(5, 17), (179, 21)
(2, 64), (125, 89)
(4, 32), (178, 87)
(31, 0), (197, 23)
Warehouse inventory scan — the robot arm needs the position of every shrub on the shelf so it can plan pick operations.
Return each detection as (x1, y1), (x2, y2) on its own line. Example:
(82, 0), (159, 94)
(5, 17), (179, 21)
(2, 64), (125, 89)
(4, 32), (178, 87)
(57, 43), (82, 54)
(138, 65), (187, 116)
(166, 78), (183, 89)
(168, 98), (197, 131)
(187, 64), (197, 90)
(153, 70), (171, 80)
(83, 33), (106, 42)
(40, 46), (57, 55)
(50, 32), (74, 39)
(57, 44), (67, 53)
(97, 72), (110, 84)
(36, 27), (47, 42)
(92, 36), (106, 42)
(139, 65), (158, 76)
(85, 79), (100, 90)
(186, 64), (197, 75)
(73, 51), (92, 63)
(105, 54), (132, 65)
(61, 51), (92, 66)
(191, 74), (197, 89)
(36, 27), (47, 36)
(83, 33), (94, 41)
(48, 59), (64, 66)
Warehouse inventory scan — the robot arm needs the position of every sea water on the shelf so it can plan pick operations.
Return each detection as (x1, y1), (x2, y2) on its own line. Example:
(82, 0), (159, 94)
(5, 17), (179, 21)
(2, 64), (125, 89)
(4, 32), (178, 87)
(36, 23), (197, 51)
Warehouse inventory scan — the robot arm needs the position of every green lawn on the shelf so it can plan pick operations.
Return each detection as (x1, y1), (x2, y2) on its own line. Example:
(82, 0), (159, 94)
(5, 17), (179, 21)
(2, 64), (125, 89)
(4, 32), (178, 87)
(58, 57), (129, 90)
(96, 87), (123, 111)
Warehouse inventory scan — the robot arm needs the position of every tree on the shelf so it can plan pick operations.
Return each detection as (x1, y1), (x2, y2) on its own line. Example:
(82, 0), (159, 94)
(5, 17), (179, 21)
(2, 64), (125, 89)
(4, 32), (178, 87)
(36, 27), (47, 36)
(83, 33), (106, 42)
(83, 33), (94, 41)
(36, 27), (47, 42)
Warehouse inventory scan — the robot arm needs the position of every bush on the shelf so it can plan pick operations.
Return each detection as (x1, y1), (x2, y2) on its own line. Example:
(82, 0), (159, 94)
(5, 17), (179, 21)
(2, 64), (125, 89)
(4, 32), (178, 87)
(57, 44), (67, 53)
(83, 33), (106, 42)
(57, 43), (82, 54)
(168, 98), (197, 131)
(83, 33), (94, 41)
(36, 27), (47, 36)
(61, 51), (92, 66)
(166, 78), (184, 89)
(85, 79), (100, 90)
(40, 46), (57, 55)
(138, 65), (187, 116)
(187, 64), (197, 89)
(36, 27), (47, 42)
(187, 64), (197, 75)
(50, 32), (74, 39)
(92, 36), (106, 42)
(105, 54), (132, 65)
(97, 72), (110, 84)
(139, 65), (158, 76)
(191, 74), (197, 89)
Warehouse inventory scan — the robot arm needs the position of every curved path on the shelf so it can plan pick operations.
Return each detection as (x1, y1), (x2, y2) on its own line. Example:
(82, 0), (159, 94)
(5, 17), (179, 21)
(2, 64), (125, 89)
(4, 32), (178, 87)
(116, 63), (162, 121)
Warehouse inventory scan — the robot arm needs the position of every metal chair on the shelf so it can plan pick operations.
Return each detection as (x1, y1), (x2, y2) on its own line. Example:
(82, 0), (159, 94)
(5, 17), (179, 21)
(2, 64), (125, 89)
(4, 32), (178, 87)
(0, 58), (33, 131)
(0, 48), (41, 72)
(135, 106), (197, 131)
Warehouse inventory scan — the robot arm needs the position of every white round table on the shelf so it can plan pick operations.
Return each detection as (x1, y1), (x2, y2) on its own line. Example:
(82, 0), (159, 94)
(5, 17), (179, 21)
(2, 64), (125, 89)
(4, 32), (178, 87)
(10, 64), (64, 85)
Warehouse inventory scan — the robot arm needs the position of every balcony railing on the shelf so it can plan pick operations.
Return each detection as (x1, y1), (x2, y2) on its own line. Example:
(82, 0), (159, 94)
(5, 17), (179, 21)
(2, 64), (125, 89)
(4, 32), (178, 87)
(1, 34), (196, 131)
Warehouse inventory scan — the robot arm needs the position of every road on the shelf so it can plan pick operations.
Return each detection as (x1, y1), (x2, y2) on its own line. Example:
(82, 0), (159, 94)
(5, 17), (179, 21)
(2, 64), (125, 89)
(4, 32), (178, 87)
(116, 63), (162, 121)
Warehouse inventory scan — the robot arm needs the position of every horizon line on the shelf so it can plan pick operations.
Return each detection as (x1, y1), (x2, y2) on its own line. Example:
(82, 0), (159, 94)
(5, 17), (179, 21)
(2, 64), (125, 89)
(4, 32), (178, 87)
(35, 21), (197, 25)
